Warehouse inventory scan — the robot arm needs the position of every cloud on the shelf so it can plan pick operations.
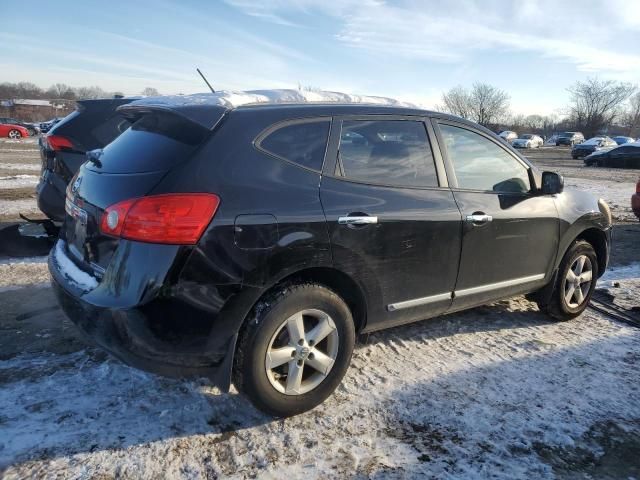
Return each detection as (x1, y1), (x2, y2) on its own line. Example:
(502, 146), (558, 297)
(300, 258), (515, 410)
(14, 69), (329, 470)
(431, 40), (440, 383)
(225, 0), (640, 76)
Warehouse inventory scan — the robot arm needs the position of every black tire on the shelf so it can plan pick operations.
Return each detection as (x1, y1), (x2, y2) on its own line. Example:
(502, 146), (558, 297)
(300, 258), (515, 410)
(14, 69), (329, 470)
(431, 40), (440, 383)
(234, 283), (355, 417)
(543, 240), (598, 321)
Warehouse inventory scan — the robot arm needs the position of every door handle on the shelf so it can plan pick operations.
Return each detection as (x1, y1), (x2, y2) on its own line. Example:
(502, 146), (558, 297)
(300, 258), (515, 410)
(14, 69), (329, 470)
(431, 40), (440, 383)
(338, 216), (378, 225)
(465, 214), (493, 224)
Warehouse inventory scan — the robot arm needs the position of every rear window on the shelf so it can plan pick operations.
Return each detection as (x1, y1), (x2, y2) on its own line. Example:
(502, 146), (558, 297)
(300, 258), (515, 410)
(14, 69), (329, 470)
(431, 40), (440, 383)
(258, 119), (330, 171)
(87, 112), (208, 173)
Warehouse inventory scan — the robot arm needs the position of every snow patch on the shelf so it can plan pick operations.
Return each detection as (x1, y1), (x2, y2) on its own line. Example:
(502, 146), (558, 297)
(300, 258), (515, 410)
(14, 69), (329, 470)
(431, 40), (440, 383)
(0, 162), (40, 171)
(601, 263), (640, 282)
(52, 241), (98, 291)
(128, 88), (417, 110)
(0, 174), (39, 189)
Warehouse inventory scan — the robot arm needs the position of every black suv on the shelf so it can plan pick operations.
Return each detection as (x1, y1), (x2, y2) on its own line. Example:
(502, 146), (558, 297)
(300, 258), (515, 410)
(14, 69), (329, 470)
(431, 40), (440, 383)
(37, 98), (134, 221)
(50, 97), (611, 416)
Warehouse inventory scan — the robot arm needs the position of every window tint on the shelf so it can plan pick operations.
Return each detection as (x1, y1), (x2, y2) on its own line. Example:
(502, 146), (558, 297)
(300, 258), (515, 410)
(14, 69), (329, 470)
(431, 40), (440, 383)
(338, 120), (438, 187)
(93, 112), (209, 174)
(439, 124), (530, 193)
(259, 120), (330, 171)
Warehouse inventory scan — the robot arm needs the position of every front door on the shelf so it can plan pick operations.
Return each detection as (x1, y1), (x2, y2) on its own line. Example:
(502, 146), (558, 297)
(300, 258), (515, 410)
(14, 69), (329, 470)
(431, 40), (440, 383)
(320, 117), (462, 330)
(435, 121), (560, 310)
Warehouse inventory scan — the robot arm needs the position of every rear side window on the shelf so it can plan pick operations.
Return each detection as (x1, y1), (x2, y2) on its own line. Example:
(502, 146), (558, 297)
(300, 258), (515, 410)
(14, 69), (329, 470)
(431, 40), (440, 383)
(90, 112), (208, 173)
(337, 120), (438, 188)
(258, 120), (330, 171)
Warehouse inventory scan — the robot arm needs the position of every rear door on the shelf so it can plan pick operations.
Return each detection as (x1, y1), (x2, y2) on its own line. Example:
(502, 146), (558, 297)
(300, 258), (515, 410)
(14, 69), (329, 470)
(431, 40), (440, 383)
(434, 120), (559, 310)
(320, 115), (462, 330)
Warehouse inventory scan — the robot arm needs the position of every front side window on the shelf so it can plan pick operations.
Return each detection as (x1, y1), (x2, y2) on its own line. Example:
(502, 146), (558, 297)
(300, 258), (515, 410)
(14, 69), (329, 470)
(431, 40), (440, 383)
(338, 120), (438, 187)
(439, 124), (530, 193)
(259, 120), (330, 171)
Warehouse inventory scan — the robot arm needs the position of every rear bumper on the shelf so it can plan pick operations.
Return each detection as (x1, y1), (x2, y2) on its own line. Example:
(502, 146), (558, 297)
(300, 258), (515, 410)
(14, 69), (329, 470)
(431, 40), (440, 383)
(36, 170), (66, 222)
(632, 193), (640, 219)
(48, 240), (243, 389)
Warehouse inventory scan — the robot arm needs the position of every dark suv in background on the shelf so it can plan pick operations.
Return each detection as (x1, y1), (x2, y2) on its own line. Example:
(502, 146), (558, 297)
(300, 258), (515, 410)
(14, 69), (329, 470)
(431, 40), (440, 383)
(556, 131), (584, 146)
(37, 97), (134, 221)
(50, 96), (611, 417)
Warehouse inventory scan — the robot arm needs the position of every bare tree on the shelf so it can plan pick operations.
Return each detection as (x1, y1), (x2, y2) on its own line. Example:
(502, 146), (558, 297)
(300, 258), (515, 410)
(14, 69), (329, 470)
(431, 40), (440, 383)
(440, 83), (510, 127)
(566, 78), (636, 137)
(621, 92), (640, 137)
(141, 87), (159, 96)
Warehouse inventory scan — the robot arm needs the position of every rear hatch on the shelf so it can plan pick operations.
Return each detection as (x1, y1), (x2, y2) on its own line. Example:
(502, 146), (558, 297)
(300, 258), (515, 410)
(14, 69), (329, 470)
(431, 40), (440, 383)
(61, 108), (224, 278)
(40, 98), (135, 183)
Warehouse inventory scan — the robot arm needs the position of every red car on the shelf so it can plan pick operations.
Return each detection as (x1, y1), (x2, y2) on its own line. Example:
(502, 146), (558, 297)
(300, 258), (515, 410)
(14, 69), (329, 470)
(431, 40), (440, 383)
(0, 123), (29, 139)
(633, 178), (640, 220)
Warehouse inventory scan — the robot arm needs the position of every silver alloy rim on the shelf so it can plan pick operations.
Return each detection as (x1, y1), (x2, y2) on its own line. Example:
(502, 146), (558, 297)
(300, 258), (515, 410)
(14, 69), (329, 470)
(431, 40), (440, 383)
(564, 254), (593, 308)
(8, 130), (20, 139)
(265, 309), (339, 396)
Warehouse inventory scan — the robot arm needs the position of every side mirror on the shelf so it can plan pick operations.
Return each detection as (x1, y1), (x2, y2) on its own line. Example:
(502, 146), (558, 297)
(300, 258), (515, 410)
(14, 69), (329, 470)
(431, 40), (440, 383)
(541, 171), (564, 195)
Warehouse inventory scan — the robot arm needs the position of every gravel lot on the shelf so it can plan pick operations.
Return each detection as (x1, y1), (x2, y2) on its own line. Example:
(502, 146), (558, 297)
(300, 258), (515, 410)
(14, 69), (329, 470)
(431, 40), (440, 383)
(0, 139), (639, 479)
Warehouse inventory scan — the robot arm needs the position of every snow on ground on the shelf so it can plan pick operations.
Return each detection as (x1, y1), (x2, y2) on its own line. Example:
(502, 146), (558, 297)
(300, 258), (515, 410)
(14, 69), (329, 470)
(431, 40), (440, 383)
(0, 163), (40, 172)
(0, 293), (639, 479)
(0, 175), (39, 189)
(564, 177), (637, 222)
(0, 198), (39, 217)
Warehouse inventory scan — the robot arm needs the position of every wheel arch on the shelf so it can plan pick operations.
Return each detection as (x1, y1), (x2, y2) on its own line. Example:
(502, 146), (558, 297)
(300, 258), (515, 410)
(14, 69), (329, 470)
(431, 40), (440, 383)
(575, 227), (608, 278)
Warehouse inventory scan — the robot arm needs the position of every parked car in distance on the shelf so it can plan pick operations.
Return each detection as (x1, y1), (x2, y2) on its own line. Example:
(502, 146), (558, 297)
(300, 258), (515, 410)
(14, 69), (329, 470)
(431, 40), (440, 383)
(50, 95), (612, 417)
(0, 123), (29, 139)
(512, 134), (543, 149)
(612, 136), (635, 145)
(498, 130), (518, 143)
(633, 178), (640, 220)
(0, 117), (38, 136)
(36, 98), (135, 222)
(556, 131), (584, 146)
(584, 143), (640, 168)
(572, 136), (617, 159)
(39, 118), (62, 134)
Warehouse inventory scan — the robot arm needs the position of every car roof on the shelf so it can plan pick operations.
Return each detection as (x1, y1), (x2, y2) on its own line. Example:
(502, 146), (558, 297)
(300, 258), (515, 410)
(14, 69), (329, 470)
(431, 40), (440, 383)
(120, 92), (488, 133)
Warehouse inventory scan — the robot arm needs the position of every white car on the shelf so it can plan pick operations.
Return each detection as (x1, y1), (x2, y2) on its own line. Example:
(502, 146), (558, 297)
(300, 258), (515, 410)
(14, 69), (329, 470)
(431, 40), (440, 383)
(498, 130), (518, 143)
(512, 134), (544, 149)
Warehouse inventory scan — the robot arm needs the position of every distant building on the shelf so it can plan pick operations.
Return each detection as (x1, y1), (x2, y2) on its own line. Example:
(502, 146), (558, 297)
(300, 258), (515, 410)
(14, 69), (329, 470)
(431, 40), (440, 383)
(0, 99), (75, 122)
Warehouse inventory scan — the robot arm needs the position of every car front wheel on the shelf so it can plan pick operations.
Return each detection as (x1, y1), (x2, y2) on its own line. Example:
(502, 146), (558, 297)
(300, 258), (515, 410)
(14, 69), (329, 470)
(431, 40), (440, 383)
(8, 129), (22, 139)
(543, 240), (598, 321)
(234, 283), (356, 417)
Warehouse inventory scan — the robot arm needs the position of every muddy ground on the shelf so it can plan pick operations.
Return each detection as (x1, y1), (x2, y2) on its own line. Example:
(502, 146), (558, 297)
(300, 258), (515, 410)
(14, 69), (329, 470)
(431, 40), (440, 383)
(0, 140), (639, 479)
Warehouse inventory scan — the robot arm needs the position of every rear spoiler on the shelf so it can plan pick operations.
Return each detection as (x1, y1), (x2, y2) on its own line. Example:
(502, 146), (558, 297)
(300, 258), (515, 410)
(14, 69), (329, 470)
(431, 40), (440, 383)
(117, 100), (229, 130)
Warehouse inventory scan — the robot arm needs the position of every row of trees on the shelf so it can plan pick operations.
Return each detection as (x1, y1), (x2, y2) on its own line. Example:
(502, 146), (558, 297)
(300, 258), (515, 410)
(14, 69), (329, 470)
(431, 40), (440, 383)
(0, 82), (160, 101)
(439, 78), (640, 138)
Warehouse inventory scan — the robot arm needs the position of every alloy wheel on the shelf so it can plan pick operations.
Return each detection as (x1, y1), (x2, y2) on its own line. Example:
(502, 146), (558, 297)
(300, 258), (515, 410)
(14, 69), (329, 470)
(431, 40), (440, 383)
(265, 309), (339, 395)
(564, 254), (593, 308)
(8, 130), (21, 139)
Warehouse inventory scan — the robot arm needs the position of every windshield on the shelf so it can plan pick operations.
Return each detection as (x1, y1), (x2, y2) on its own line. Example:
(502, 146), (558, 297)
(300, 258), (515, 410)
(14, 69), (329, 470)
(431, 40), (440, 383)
(582, 138), (604, 145)
(520, 134), (533, 139)
(560, 132), (574, 138)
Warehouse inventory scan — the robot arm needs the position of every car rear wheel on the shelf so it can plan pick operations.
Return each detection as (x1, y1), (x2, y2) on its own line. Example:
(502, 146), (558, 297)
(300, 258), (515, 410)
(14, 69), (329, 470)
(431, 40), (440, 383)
(8, 129), (21, 139)
(234, 283), (355, 417)
(543, 240), (598, 321)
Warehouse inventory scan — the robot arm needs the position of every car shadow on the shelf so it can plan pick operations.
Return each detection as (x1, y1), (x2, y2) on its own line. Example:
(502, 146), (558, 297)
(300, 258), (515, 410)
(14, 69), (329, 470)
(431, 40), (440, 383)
(0, 287), (560, 472)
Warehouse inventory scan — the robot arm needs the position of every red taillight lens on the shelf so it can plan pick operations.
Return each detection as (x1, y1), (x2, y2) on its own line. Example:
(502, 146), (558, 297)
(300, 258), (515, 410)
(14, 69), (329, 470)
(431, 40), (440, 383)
(100, 194), (220, 245)
(46, 134), (75, 151)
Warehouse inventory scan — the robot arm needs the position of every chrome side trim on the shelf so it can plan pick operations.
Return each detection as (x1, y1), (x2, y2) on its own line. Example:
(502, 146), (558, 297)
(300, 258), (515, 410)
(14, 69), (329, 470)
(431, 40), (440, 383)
(387, 292), (452, 312)
(338, 216), (378, 225)
(454, 273), (545, 298)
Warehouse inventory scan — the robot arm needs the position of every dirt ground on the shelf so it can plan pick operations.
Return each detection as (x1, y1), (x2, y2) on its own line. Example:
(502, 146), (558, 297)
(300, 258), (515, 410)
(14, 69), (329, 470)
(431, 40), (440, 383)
(0, 140), (639, 479)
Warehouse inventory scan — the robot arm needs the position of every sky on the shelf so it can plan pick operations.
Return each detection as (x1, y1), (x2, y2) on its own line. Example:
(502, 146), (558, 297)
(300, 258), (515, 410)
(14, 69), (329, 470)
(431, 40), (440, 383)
(1, 0), (639, 116)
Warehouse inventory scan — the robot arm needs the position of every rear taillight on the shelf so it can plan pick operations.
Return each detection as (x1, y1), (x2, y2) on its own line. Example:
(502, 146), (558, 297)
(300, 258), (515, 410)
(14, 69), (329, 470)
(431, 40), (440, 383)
(636, 180), (640, 194)
(100, 193), (220, 245)
(46, 134), (75, 152)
